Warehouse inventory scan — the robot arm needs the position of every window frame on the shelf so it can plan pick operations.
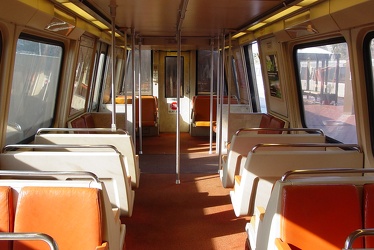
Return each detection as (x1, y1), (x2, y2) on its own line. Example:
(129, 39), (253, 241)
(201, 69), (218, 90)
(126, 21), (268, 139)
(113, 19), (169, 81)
(293, 37), (356, 143)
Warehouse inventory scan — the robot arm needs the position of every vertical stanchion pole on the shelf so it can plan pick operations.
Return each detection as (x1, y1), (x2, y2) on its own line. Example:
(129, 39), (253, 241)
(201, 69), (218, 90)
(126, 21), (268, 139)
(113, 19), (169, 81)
(110, 2), (117, 131)
(176, 30), (181, 184)
(131, 28), (136, 150)
(122, 29), (128, 131)
(216, 36), (220, 155)
(138, 37), (143, 154)
(209, 38), (214, 154)
(218, 32), (225, 171)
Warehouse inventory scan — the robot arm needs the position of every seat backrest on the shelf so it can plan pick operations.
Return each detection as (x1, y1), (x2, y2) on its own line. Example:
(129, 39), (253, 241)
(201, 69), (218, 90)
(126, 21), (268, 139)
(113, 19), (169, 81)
(232, 149), (363, 216)
(13, 186), (103, 250)
(364, 184), (374, 247)
(81, 113), (95, 129)
(34, 133), (140, 189)
(0, 186), (13, 250)
(266, 116), (286, 134)
(193, 96), (217, 122)
(69, 116), (87, 133)
(221, 133), (325, 188)
(0, 151), (134, 216)
(0, 178), (124, 250)
(258, 114), (272, 133)
(280, 184), (363, 249)
(136, 96), (158, 126)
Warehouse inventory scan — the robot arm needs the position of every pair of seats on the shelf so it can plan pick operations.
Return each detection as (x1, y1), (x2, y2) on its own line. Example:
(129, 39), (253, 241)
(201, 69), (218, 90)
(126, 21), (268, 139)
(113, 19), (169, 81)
(229, 143), (363, 217)
(0, 143), (135, 217)
(220, 127), (325, 188)
(68, 112), (127, 132)
(190, 95), (238, 136)
(34, 128), (140, 189)
(0, 171), (125, 250)
(247, 169), (374, 249)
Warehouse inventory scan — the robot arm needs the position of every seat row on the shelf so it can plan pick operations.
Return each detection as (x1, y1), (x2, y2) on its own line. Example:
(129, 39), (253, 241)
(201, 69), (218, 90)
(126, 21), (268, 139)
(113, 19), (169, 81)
(68, 112), (127, 132)
(0, 171), (125, 250)
(220, 126), (364, 217)
(190, 95), (238, 136)
(246, 169), (374, 249)
(112, 96), (159, 136)
(0, 127), (139, 217)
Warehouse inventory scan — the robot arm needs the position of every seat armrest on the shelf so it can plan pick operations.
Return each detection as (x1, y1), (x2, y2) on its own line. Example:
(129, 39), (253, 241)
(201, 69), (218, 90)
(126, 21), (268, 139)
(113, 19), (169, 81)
(274, 238), (292, 250)
(235, 175), (241, 185)
(255, 206), (265, 221)
(96, 242), (109, 250)
(112, 208), (120, 221)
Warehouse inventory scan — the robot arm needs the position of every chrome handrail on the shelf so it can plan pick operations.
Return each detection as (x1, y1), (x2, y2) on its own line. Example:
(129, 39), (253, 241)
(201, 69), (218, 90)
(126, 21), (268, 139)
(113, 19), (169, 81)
(280, 168), (374, 181)
(2, 144), (121, 155)
(251, 143), (361, 153)
(0, 170), (100, 183)
(344, 229), (374, 249)
(0, 232), (58, 250)
(36, 127), (128, 135)
(235, 127), (324, 136)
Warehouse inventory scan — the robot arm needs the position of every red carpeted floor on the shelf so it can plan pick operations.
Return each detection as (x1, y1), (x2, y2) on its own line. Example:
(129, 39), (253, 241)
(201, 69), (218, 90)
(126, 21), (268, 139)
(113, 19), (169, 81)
(122, 133), (251, 249)
(121, 173), (250, 250)
(138, 132), (216, 154)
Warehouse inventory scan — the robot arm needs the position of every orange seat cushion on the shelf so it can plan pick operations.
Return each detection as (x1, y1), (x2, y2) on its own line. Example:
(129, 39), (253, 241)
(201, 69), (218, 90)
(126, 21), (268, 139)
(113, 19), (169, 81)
(364, 184), (374, 247)
(281, 185), (363, 249)
(14, 187), (103, 250)
(0, 186), (13, 250)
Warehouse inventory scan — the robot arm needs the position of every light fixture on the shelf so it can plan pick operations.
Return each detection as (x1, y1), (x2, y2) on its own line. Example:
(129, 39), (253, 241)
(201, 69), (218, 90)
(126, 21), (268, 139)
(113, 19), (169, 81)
(57, 1), (111, 32)
(62, 2), (95, 21)
(264, 6), (302, 23)
(232, 32), (246, 39)
(246, 0), (320, 32)
(247, 22), (267, 31)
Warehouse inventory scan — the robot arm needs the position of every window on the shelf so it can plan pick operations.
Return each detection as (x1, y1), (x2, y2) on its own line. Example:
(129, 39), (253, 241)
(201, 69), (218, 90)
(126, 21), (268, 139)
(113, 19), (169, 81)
(295, 39), (357, 144)
(122, 49), (152, 96)
(196, 50), (218, 95)
(90, 51), (106, 111)
(6, 34), (63, 144)
(165, 56), (184, 98)
(244, 42), (267, 113)
(364, 32), (374, 154)
(69, 35), (95, 115)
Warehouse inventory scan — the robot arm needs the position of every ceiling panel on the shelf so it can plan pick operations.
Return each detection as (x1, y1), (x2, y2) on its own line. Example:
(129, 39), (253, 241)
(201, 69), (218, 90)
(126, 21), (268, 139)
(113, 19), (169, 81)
(86, 0), (288, 37)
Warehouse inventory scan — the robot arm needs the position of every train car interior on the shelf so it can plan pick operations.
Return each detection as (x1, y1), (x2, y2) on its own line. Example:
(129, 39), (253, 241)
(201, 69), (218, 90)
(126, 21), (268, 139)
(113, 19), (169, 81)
(1, 0), (374, 249)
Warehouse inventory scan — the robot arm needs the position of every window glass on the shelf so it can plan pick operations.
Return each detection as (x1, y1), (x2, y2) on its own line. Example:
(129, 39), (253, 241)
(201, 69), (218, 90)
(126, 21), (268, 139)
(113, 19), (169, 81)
(122, 49), (152, 96)
(364, 35), (374, 154)
(6, 35), (62, 144)
(197, 50), (218, 95)
(69, 36), (95, 115)
(296, 40), (357, 143)
(232, 48), (249, 104)
(91, 52), (106, 111)
(243, 42), (267, 113)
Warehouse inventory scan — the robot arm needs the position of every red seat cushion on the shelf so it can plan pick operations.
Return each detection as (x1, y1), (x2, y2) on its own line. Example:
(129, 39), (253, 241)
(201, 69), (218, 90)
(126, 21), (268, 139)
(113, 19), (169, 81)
(281, 185), (363, 249)
(364, 184), (374, 247)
